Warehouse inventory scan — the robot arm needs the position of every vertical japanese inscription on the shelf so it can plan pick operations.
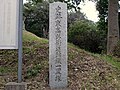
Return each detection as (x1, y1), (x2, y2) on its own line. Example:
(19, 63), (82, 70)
(55, 6), (62, 82)
(49, 2), (67, 88)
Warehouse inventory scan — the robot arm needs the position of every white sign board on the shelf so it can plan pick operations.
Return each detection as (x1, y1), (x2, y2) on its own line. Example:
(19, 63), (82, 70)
(0, 0), (19, 49)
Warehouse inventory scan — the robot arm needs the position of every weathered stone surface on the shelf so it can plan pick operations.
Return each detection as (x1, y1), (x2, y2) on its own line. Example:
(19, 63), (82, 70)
(49, 2), (67, 88)
(5, 82), (26, 90)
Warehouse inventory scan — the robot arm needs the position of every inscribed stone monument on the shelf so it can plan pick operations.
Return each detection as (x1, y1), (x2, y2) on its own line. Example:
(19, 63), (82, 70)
(49, 2), (67, 88)
(0, 0), (19, 49)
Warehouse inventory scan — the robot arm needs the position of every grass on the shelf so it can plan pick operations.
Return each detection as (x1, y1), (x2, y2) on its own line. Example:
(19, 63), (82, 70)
(25, 64), (42, 79)
(0, 67), (10, 74)
(0, 30), (120, 89)
(23, 30), (48, 44)
(93, 54), (120, 69)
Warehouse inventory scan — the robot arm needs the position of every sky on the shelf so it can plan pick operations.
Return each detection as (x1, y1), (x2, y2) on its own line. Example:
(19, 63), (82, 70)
(80, 0), (99, 22)
(23, 0), (26, 3)
(23, 0), (99, 22)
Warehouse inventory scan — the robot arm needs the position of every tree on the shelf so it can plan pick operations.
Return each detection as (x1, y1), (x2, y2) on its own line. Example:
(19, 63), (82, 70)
(68, 11), (86, 27)
(96, 0), (108, 33)
(25, 0), (120, 54)
(107, 0), (119, 55)
(26, 0), (43, 5)
(96, 0), (108, 52)
(24, 1), (49, 38)
(68, 20), (103, 53)
(96, 0), (120, 54)
(23, 0), (88, 38)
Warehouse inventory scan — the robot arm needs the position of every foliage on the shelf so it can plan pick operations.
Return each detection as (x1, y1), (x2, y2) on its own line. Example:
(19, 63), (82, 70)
(68, 11), (86, 27)
(26, 0), (43, 5)
(1, 31), (120, 89)
(24, 1), (49, 38)
(68, 20), (103, 53)
(24, 0), (88, 38)
(94, 54), (120, 70)
(96, 0), (108, 19)
(26, 64), (42, 78)
(96, 0), (120, 54)
(96, 0), (108, 52)
(26, 0), (84, 11)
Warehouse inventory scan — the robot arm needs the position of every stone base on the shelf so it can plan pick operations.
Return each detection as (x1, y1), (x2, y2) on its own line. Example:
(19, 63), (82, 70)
(5, 82), (26, 90)
(51, 88), (69, 90)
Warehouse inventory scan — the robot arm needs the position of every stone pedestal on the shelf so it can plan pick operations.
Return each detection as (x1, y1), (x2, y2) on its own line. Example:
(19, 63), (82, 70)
(46, 87), (70, 90)
(5, 82), (26, 90)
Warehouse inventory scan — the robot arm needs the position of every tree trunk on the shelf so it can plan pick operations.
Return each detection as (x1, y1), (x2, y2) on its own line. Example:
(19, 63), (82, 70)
(107, 0), (119, 55)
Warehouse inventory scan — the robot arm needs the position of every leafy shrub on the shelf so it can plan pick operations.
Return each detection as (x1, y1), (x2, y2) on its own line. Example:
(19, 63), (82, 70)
(25, 64), (42, 79)
(24, 1), (49, 38)
(68, 20), (103, 53)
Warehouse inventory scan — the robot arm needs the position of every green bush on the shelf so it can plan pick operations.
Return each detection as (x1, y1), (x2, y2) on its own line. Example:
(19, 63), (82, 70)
(68, 20), (103, 53)
(25, 64), (42, 79)
(113, 41), (120, 57)
(24, 1), (49, 38)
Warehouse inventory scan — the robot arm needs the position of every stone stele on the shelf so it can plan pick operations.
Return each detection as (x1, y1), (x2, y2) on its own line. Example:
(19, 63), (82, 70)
(49, 2), (68, 89)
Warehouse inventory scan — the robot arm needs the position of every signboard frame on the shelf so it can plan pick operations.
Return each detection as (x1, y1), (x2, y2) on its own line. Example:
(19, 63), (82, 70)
(0, 0), (23, 83)
(0, 0), (19, 49)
